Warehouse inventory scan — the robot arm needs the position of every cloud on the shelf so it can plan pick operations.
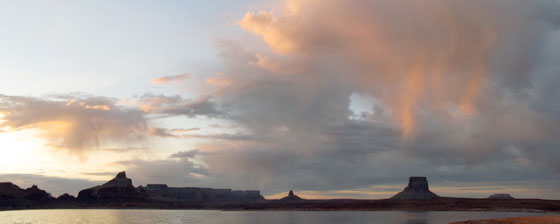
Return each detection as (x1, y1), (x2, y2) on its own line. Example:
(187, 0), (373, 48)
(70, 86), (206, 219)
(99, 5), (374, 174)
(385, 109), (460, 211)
(169, 149), (201, 159)
(174, 0), (560, 197)
(152, 74), (191, 84)
(149, 127), (200, 137)
(168, 149), (216, 159)
(0, 94), (147, 152)
(238, 0), (560, 137)
(205, 77), (233, 87)
(113, 151), (212, 187)
(136, 93), (222, 118)
(239, 11), (298, 54)
(3, 0), (560, 199)
(149, 127), (258, 141)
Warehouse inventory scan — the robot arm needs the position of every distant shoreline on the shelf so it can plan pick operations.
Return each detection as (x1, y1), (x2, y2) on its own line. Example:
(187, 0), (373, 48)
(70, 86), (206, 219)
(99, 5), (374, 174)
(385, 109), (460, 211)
(3, 198), (560, 213)
(3, 173), (560, 213)
(0, 207), (559, 213)
(450, 215), (560, 224)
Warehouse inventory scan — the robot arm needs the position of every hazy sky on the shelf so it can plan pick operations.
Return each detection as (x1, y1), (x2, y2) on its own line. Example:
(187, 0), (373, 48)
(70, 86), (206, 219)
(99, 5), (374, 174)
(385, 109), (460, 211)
(1, 0), (560, 199)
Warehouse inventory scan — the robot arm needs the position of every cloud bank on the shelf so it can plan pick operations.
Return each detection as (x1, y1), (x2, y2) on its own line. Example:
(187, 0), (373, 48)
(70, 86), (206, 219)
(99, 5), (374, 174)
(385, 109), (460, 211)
(181, 0), (560, 196)
(0, 94), (147, 152)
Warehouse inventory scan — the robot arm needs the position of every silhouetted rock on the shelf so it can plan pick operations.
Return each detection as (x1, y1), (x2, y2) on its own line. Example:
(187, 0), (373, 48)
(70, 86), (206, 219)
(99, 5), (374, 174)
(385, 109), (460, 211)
(0, 182), (26, 198)
(391, 177), (439, 200)
(280, 190), (303, 201)
(56, 193), (76, 201)
(0, 182), (29, 207)
(77, 171), (139, 201)
(4, 173), (560, 212)
(0, 182), (53, 208)
(137, 184), (265, 202)
(23, 185), (52, 201)
(0, 183), (51, 200)
(488, 193), (514, 199)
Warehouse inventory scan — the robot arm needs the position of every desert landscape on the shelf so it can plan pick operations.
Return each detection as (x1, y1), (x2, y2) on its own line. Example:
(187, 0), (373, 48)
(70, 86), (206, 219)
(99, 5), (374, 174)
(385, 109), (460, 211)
(2, 172), (560, 215)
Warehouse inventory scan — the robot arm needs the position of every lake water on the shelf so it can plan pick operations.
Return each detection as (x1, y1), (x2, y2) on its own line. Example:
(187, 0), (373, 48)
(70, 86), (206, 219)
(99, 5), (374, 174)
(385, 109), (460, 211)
(0, 209), (553, 224)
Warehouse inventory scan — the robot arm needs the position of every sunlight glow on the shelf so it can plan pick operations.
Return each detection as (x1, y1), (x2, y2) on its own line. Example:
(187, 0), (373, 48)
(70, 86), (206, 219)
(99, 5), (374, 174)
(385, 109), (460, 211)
(0, 129), (49, 173)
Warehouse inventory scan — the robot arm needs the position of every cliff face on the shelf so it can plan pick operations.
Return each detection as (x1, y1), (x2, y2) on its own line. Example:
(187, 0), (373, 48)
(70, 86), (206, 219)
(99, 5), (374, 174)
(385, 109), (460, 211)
(137, 184), (265, 202)
(391, 177), (439, 200)
(77, 172), (140, 201)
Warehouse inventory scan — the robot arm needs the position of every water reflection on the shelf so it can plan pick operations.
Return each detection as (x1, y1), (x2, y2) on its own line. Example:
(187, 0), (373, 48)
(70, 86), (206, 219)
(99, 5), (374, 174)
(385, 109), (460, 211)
(0, 209), (551, 224)
(404, 212), (429, 224)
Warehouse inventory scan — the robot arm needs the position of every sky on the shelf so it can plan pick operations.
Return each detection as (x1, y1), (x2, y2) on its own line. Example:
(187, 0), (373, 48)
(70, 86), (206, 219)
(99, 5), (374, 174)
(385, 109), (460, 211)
(1, 0), (560, 199)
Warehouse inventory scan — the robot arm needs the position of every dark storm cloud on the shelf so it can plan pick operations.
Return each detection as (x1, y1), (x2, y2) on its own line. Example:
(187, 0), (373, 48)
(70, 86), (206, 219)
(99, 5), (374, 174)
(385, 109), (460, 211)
(177, 0), (560, 198)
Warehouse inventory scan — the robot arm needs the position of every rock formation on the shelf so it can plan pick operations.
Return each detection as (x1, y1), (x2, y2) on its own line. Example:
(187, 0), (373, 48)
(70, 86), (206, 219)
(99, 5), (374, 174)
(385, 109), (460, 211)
(280, 190), (303, 201)
(0, 182), (26, 198)
(4, 172), (560, 212)
(23, 185), (53, 201)
(0, 182), (53, 208)
(137, 184), (264, 202)
(0, 182), (52, 201)
(56, 193), (76, 201)
(77, 171), (140, 201)
(488, 193), (514, 199)
(391, 177), (439, 200)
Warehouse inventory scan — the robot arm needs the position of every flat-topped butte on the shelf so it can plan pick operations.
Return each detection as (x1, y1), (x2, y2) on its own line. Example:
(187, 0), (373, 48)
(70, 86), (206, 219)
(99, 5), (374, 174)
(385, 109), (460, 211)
(2, 173), (559, 212)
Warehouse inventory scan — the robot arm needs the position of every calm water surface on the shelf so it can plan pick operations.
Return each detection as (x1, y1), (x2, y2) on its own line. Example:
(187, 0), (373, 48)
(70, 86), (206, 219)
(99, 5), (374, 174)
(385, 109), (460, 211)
(0, 209), (553, 224)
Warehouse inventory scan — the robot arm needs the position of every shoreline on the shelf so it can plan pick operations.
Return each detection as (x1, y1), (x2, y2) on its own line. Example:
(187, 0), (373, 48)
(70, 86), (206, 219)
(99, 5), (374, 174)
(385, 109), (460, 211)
(1, 207), (559, 213)
(2, 199), (560, 213)
(451, 215), (560, 224)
